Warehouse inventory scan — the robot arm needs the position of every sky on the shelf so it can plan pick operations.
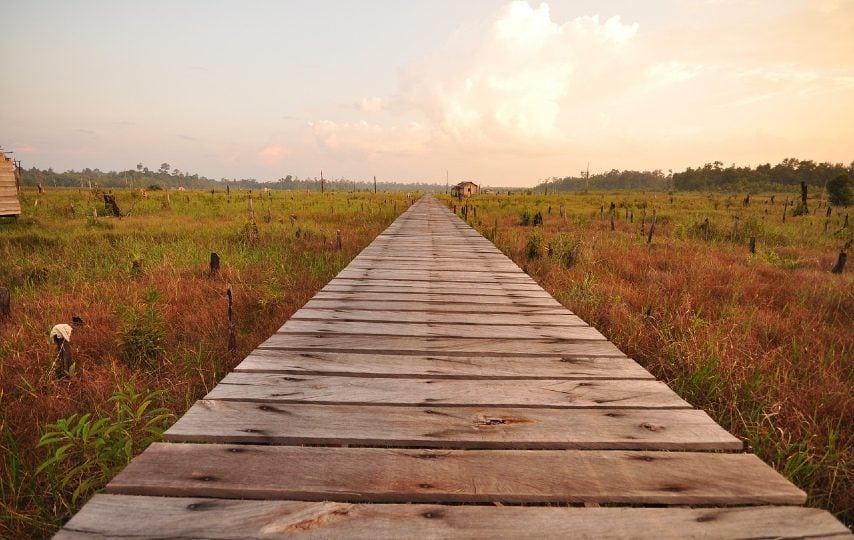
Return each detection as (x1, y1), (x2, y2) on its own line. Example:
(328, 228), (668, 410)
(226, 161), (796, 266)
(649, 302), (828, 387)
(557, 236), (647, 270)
(1, 0), (853, 186)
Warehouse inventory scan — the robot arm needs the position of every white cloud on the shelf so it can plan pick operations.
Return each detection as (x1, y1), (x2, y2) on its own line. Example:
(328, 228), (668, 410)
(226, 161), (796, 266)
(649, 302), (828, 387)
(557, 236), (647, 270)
(357, 96), (385, 113)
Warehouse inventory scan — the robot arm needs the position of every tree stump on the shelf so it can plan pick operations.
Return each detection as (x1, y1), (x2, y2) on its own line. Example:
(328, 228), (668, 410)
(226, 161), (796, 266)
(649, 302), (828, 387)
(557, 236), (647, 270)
(103, 193), (122, 217)
(210, 252), (220, 276)
(0, 286), (10, 318)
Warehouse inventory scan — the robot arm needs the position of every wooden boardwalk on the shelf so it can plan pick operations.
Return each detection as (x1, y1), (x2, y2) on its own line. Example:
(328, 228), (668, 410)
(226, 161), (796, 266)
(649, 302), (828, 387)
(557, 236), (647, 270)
(57, 196), (850, 538)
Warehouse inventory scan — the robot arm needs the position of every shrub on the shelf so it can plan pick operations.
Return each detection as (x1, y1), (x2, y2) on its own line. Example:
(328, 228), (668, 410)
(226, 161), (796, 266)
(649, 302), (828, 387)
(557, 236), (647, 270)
(36, 385), (173, 515)
(117, 288), (166, 370)
(827, 174), (852, 206)
(147, 184), (163, 191)
(525, 229), (543, 259)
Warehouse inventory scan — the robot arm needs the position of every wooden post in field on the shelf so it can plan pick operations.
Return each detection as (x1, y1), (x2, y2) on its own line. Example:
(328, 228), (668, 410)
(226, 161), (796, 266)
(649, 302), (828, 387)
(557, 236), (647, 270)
(103, 193), (122, 217)
(209, 253), (220, 276)
(336, 230), (342, 250)
(226, 284), (236, 354)
(731, 216), (739, 241)
(647, 209), (657, 244)
(749, 237), (756, 254)
(50, 324), (73, 378)
(610, 208), (615, 231)
(320, 171), (325, 194)
(373, 176), (377, 194)
(247, 192), (254, 221)
(826, 207), (832, 217)
(782, 199), (788, 223)
(831, 241), (849, 274)
(0, 286), (10, 319)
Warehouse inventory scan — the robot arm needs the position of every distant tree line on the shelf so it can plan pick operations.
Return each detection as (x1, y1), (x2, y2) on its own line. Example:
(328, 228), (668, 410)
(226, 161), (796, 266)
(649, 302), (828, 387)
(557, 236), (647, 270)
(538, 158), (853, 193)
(20, 163), (446, 192)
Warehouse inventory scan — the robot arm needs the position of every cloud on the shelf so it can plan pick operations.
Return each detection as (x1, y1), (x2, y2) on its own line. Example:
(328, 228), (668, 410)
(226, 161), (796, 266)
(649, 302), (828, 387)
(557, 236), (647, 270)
(259, 144), (289, 164)
(309, 120), (428, 160)
(397, 3), (639, 148)
(357, 97), (385, 113)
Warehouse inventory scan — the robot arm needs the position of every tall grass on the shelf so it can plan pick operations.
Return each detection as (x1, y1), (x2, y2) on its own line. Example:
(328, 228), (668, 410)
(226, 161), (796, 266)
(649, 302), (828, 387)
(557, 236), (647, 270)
(0, 187), (411, 537)
(445, 191), (852, 525)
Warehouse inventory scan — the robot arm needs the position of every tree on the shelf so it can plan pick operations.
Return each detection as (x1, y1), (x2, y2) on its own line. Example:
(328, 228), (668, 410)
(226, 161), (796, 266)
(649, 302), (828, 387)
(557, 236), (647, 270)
(158, 163), (171, 175)
(827, 174), (852, 206)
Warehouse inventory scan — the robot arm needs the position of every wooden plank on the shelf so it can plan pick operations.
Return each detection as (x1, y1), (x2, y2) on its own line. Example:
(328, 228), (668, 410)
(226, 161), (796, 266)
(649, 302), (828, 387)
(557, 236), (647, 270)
(258, 333), (626, 357)
(320, 285), (551, 298)
(278, 319), (606, 340)
(57, 497), (853, 540)
(165, 401), (741, 450)
(205, 373), (689, 408)
(291, 308), (585, 326)
(105, 444), (806, 505)
(313, 291), (561, 306)
(234, 350), (654, 379)
(303, 298), (570, 314)
(322, 282), (549, 295)
(336, 270), (534, 283)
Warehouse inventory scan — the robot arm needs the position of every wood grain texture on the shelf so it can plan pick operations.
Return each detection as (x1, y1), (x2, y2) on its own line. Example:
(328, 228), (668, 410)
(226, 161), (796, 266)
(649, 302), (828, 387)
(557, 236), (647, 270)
(105, 444), (806, 505)
(303, 298), (570, 314)
(312, 290), (561, 306)
(290, 308), (585, 326)
(258, 333), (626, 357)
(277, 319), (607, 340)
(59, 497), (851, 540)
(234, 350), (653, 379)
(205, 373), (690, 408)
(165, 401), (741, 450)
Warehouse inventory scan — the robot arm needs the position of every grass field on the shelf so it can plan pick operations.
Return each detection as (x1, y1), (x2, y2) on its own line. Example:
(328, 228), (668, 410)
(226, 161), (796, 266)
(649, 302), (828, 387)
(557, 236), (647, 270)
(440, 191), (852, 525)
(1, 187), (851, 536)
(0, 187), (411, 537)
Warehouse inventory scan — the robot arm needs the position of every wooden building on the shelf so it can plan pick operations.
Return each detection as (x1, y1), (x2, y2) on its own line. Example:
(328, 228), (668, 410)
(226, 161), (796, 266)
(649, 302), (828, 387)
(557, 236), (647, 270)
(451, 181), (478, 197)
(0, 154), (21, 218)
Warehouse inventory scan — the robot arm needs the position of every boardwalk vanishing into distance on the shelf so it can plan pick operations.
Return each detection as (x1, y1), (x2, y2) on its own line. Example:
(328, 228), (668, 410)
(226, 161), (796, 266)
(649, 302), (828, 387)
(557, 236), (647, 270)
(57, 195), (849, 538)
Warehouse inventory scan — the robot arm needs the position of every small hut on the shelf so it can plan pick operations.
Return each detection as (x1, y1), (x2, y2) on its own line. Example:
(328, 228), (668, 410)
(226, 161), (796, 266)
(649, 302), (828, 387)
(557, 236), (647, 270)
(451, 181), (478, 197)
(0, 154), (21, 218)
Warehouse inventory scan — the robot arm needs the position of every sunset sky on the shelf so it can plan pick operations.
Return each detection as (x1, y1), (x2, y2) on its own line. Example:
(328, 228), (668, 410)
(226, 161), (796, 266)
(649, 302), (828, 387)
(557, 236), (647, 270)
(1, 1), (852, 186)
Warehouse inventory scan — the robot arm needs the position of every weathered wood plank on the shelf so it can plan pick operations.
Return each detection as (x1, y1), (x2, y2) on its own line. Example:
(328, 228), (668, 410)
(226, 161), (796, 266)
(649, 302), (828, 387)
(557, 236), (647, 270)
(205, 373), (689, 408)
(278, 320), (606, 341)
(313, 291), (562, 306)
(59, 497), (850, 540)
(303, 298), (570, 314)
(105, 444), (806, 505)
(291, 308), (585, 326)
(336, 270), (533, 283)
(165, 401), (740, 450)
(258, 333), (626, 357)
(321, 284), (552, 298)
(324, 278), (545, 292)
(234, 350), (653, 379)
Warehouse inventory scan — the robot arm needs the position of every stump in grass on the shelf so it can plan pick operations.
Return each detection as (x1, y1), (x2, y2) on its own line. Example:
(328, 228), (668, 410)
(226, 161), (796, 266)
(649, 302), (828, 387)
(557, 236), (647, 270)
(103, 193), (122, 217)
(832, 241), (851, 274)
(0, 286), (10, 318)
(210, 252), (220, 276)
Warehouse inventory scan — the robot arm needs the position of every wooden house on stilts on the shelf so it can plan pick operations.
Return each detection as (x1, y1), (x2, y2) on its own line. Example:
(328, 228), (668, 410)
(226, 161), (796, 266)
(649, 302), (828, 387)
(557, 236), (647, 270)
(0, 153), (21, 218)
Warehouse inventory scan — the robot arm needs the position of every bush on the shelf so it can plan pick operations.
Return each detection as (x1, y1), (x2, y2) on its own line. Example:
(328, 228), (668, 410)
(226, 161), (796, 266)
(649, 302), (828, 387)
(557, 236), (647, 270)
(117, 288), (166, 370)
(147, 184), (163, 191)
(525, 229), (543, 258)
(36, 385), (173, 515)
(827, 174), (852, 206)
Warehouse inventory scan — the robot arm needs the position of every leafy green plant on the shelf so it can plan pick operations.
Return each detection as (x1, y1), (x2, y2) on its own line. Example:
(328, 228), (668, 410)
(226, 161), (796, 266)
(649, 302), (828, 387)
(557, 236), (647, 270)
(525, 229), (543, 259)
(117, 288), (166, 370)
(35, 384), (173, 514)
